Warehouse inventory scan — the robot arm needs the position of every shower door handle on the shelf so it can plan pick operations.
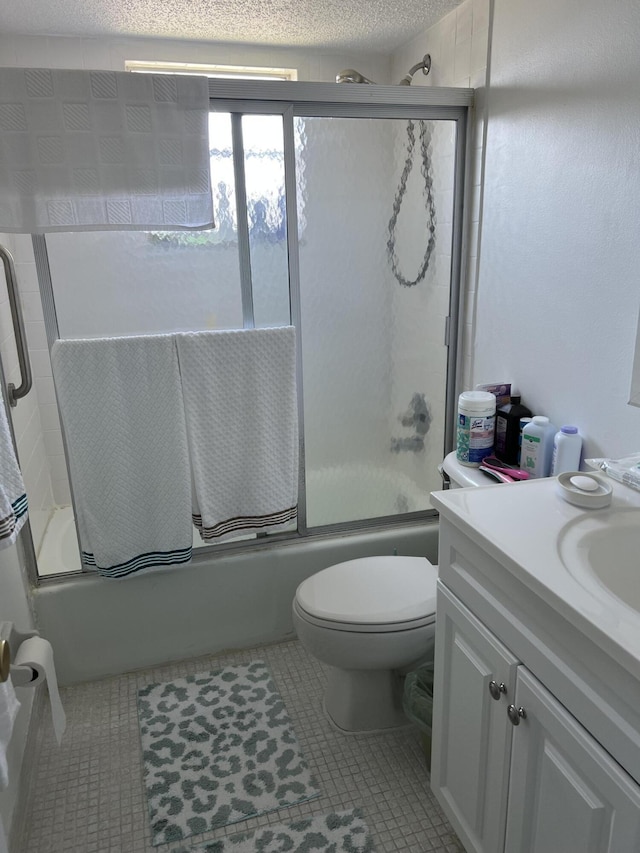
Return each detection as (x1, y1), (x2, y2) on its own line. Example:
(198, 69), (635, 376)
(0, 244), (33, 407)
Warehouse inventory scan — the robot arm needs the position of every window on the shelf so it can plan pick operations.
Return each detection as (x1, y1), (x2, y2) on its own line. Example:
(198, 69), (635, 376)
(126, 62), (296, 249)
(125, 60), (297, 81)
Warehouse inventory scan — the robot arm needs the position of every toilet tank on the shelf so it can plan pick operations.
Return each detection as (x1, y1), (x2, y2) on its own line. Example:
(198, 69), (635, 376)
(441, 451), (490, 489)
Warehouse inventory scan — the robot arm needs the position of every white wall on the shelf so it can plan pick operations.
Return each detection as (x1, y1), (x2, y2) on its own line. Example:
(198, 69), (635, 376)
(0, 32), (390, 84)
(0, 236), (58, 544)
(391, 0), (490, 90)
(475, 0), (640, 458)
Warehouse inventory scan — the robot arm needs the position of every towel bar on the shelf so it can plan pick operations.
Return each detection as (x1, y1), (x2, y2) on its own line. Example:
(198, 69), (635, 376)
(0, 244), (33, 407)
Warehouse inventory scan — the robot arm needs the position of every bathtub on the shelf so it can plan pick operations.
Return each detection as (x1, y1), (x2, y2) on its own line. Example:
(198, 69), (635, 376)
(33, 464), (439, 684)
(38, 464), (433, 577)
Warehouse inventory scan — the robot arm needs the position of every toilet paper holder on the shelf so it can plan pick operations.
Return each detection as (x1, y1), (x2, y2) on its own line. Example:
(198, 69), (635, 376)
(0, 622), (39, 686)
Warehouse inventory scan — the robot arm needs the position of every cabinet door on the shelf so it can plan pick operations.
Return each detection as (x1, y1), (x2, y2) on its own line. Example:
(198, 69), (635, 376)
(505, 667), (640, 853)
(431, 583), (520, 853)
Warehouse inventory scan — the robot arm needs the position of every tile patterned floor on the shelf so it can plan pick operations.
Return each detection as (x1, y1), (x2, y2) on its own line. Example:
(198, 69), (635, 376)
(16, 640), (464, 853)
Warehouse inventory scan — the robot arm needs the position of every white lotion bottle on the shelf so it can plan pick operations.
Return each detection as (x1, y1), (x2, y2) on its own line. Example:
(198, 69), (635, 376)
(521, 416), (556, 478)
(551, 425), (582, 475)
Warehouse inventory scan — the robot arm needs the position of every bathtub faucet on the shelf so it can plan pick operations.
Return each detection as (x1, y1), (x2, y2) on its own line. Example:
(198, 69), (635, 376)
(391, 393), (431, 452)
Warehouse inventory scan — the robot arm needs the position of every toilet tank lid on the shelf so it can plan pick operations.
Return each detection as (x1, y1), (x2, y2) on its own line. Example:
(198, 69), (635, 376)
(295, 556), (437, 625)
(442, 451), (489, 488)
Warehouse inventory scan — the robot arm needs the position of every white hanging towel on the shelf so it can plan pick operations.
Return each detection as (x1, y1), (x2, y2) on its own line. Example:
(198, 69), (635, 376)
(0, 679), (19, 790)
(0, 68), (214, 233)
(0, 393), (28, 551)
(51, 335), (193, 578)
(177, 327), (299, 541)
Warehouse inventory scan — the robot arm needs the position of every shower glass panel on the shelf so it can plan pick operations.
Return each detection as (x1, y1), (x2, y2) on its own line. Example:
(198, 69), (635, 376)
(38, 109), (299, 575)
(241, 114), (290, 328)
(47, 113), (244, 338)
(295, 116), (455, 527)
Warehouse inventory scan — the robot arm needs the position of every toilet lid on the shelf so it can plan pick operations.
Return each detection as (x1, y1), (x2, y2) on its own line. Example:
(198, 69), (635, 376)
(296, 556), (437, 626)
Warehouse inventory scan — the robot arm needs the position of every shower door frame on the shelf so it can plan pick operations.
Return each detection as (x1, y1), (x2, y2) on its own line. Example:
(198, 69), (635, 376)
(32, 80), (473, 583)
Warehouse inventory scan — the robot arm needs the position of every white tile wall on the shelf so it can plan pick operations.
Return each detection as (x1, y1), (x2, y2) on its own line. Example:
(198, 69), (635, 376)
(0, 234), (56, 552)
(391, 0), (492, 392)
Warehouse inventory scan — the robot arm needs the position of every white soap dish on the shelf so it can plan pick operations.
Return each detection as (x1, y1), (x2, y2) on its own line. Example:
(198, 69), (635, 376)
(556, 471), (612, 509)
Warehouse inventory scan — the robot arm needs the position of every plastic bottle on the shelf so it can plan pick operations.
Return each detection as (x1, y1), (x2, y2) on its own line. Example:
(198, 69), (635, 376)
(456, 391), (496, 468)
(551, 426), (582, 475)
(494, 392), (532, 465)
(517, 417), (533, 466)
(521, 416), (556, 478)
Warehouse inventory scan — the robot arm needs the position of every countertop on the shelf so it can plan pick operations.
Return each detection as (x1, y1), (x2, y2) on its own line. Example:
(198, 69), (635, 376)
(430, 474), (640, 681)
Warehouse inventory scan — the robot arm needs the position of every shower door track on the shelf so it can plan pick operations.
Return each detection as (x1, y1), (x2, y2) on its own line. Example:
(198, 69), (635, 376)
(32, 80), (473, 584)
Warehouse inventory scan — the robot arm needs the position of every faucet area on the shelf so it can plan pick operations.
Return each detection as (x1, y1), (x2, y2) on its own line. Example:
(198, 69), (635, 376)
(2, 0), (640, 851)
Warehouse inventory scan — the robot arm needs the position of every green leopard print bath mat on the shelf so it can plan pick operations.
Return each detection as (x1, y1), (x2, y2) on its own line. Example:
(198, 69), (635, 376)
(178, 809), (375, 853)
(137, 660), (320, 846)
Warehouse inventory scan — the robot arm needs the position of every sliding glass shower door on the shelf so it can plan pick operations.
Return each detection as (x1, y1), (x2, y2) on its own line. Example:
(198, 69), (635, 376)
(33, 81), (468, 575)
(45, 112), (291, 339)
(295, 115), (456, 526)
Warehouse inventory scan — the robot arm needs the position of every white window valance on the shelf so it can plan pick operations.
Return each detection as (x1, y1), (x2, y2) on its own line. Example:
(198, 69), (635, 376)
(0, 68), (214, 232)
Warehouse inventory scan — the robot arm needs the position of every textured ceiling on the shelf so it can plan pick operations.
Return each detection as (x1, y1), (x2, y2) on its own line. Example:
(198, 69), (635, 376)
(0, 0), (462, 52)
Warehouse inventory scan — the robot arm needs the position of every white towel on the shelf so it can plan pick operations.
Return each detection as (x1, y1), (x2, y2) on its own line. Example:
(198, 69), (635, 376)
(177, 327), (299, 541)
(0, 393), (28, 551)
(0, 679), (20, 790)
(51, 335), (193, 577)
(0, 68), (214, 233)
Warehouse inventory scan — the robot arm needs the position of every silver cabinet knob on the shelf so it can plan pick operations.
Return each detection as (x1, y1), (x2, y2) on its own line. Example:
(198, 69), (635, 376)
(488, 680), (507, 701)
(507, 704), (527, 725)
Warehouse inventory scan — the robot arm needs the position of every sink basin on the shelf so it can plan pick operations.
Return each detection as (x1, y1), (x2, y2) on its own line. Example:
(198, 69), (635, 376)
(559, 509), (640, 614)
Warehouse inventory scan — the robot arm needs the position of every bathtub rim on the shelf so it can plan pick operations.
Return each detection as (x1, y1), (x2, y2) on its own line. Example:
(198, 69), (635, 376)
(33, 459), (442, 582)
(33, 517), (440, 685)
(34, 510), (439, 586)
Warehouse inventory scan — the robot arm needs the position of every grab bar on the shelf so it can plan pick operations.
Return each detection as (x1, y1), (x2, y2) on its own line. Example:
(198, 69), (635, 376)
(0, 244), (33, 407)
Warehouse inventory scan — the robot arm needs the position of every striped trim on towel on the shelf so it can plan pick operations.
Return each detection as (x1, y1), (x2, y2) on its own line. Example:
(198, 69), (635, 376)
(12, 493), (28, 520)
(0, 493), (28, 545)
(0, 512), (17, 543)
(82, 546), (193, 579)
(193, 505), (298, 541)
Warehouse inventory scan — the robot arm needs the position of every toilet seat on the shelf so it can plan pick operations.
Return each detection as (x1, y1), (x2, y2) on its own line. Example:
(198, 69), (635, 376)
(295, 556), (437, 633)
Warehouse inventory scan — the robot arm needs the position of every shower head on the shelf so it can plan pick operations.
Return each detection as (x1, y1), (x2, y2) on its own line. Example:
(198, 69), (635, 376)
(335, 69), (375, 84)
(336, 54), (431, 86)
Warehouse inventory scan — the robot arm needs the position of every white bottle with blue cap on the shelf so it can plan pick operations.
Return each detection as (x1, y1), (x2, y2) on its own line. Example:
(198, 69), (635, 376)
(551, 425), (583, 475)
(521, 416), (556, 478)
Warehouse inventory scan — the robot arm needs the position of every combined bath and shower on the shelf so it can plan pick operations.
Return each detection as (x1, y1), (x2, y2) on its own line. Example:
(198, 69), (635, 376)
(336, 54), (431, 86)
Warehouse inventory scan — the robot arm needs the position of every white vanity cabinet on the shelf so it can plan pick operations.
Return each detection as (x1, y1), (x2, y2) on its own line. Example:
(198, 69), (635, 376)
(505, 666), (640, 853)
(432, 583), (640, 853)
(431, 584), (518, 853)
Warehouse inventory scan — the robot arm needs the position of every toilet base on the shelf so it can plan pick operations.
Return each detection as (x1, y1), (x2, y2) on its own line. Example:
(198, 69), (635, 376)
(323, 666), (409, 732)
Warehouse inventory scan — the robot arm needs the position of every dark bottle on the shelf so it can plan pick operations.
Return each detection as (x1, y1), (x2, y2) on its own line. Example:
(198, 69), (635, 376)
(494, 394), (532, 465)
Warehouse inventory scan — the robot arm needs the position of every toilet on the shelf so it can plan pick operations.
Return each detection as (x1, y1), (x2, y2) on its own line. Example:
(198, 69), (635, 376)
(292, 452), (488, 732)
